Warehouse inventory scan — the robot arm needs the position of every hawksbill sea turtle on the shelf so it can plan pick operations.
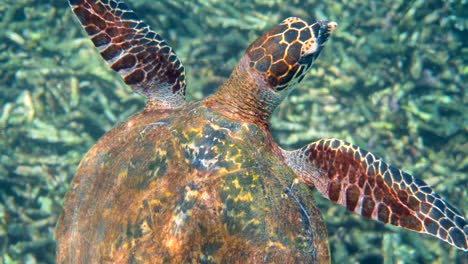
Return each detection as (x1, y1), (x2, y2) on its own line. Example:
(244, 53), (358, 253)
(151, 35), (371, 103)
(56, 0), (468, 263)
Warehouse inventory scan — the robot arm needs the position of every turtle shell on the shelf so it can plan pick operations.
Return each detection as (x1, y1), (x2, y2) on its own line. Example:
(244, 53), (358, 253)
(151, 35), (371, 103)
(56, 103), (330, 263)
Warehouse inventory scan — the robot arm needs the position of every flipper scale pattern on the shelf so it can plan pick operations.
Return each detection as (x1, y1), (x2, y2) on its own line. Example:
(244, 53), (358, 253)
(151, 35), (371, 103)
(69, 0), (186, 108)
(284, 138), (468, 251)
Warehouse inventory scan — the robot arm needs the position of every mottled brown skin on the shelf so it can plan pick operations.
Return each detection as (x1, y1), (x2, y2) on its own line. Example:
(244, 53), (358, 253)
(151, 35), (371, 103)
(56, 103), (329, 263)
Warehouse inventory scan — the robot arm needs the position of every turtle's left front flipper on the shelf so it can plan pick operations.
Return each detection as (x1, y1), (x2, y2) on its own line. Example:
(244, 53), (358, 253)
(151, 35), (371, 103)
(69, 0), (186, 108)
(282, 138), (468, 251)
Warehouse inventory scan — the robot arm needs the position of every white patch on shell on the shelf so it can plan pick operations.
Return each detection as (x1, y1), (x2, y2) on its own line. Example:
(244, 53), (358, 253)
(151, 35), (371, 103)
(139, 121), (167, 137)
(171, 210), (188, 235)
(184, 139), (221, 170)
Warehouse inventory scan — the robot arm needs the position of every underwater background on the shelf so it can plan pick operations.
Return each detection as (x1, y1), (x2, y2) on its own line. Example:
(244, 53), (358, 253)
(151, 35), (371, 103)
(0, 0), (466, 263)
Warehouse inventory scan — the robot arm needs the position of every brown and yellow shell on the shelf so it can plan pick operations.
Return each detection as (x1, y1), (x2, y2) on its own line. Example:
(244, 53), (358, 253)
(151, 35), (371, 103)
(56, 103), (330, 263)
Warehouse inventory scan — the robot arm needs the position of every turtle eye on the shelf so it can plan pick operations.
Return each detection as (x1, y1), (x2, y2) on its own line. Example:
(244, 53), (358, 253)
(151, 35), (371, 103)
(246, 17), (336, 92)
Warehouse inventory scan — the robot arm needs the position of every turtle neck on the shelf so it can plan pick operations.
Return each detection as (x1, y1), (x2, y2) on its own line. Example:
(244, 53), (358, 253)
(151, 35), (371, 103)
(204, 56), (282, 129)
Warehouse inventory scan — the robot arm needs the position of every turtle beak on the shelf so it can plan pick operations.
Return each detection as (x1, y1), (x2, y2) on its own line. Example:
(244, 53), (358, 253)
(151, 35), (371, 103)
(316, 20), (337, 47)
(299, 20), (337, 66)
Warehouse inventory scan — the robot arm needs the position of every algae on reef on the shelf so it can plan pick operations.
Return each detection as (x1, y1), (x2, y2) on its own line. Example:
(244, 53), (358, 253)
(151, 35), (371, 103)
(0, 0), (466, 263)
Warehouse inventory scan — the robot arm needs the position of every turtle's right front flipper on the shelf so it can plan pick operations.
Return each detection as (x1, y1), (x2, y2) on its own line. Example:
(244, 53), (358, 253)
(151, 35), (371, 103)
(283, 138), (468, 251)
(69, 0), (186, 108)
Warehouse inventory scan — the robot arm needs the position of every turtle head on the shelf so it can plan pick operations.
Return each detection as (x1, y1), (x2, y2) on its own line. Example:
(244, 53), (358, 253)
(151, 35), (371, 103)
(246, 17), (337, 93)
(208, 17), (336, 126)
